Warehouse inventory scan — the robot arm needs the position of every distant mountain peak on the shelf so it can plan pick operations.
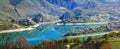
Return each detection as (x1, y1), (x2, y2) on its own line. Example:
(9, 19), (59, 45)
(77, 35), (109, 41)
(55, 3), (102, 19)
(46, 0), (77, 9)
(9, 0), (23, 6)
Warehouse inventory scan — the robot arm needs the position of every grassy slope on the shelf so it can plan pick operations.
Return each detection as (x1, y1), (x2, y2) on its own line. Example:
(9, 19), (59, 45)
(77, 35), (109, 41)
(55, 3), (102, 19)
(0, 0), (21, 31)
(109, 41), (120, 49)
(109, 38), (120, 49)
(16, 0), (65, 17)
(0, 0), (63, 30)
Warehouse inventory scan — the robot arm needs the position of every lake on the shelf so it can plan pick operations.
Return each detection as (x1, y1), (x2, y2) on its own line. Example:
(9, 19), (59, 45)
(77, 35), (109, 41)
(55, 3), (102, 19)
(0, 24), (103, 46)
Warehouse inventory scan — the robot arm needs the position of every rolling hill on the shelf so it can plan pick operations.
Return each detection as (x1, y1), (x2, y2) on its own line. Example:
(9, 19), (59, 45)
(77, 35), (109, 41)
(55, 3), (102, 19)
(0, 0), (66, 30)
(0, 0), (120, 30)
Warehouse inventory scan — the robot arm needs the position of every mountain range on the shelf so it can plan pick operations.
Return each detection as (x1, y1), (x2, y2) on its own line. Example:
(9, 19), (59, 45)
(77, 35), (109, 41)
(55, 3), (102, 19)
(0, 0), (120, 30)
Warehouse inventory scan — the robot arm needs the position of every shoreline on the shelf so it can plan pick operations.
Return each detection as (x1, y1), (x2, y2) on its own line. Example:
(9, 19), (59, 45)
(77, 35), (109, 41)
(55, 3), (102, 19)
(0, 20), (61, 33)
(0, 21), (110, 33)
(66, 31), (119, 38)
(0, 27), (33, 33)
(56, 22), (109, 25)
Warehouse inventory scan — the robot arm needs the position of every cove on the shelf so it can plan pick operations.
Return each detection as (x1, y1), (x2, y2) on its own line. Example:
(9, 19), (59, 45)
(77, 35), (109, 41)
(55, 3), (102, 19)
(0, 24), (103, 46)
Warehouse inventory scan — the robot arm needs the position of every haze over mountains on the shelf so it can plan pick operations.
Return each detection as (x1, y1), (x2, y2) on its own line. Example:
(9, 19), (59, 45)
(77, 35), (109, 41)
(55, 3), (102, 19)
(0, 0), (120, 30)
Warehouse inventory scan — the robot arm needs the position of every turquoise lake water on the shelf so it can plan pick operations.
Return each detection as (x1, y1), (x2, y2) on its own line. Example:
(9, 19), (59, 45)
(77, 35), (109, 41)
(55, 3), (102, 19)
(0, 24), (103, 46)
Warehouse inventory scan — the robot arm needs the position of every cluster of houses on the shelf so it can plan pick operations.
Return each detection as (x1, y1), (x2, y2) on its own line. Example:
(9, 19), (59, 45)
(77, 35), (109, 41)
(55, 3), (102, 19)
(11, 17), (35, 26)
(11, 18), (31, 23)
(107, 21), (120, 30)
(65, 21), (120, 36)
(65, 27), (102, 36)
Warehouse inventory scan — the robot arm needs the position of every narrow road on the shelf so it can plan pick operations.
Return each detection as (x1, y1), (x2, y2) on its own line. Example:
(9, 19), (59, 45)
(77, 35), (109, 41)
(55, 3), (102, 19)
(0, 27), (33, 33)
(56, 22), (109, 25)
